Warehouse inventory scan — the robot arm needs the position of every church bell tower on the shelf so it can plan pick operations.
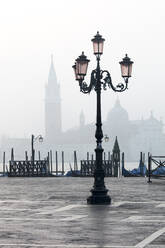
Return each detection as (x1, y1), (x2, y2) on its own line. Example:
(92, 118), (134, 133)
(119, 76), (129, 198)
(45, 55), (62, 143)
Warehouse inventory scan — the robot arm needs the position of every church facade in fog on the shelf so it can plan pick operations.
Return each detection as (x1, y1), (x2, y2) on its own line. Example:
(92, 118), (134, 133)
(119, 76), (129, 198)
(104, 100), (165, 160)
(44, 58), (165, 161)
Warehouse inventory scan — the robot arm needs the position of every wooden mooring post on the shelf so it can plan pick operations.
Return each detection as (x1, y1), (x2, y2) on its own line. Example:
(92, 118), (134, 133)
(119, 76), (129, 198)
(11, 148), (14, 161)
(147, 152), (152, 183)
(25, 151), (28, 161)
(47, 152), (50, 174)
(74, 150), (78, 171)
(121, 152), (124, 176)
(3, 151), (5, 176)
(38, 151), (41, 161)
(50, 150), (53, 174)
(62, 151), (64, 175)
(56, 151), (58, 176)
(108, 151), (111, 161)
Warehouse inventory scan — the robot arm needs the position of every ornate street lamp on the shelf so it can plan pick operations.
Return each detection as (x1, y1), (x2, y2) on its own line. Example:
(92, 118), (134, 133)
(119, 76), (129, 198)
(73, 32), (133, 204)
(31, 134), (43, 165)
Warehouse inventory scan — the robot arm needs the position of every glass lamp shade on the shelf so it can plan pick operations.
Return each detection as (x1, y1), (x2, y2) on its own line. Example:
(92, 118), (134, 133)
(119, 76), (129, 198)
(76, 52), (90, 76)
(119, 54), (133, 78)
(72, 63), (84, 81)
(38, 135), (43, 143)
(91, 31), (105, 55)
(104, 134), (109, 142)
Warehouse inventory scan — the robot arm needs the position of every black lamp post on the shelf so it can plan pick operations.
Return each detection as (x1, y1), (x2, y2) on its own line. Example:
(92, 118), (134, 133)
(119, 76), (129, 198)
(73, 32), (133, 204)
(31, 134), (43, 165)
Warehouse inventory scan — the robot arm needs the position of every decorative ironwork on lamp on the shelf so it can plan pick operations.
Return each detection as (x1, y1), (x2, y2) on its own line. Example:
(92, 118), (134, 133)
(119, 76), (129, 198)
(73, 32), (133, 204)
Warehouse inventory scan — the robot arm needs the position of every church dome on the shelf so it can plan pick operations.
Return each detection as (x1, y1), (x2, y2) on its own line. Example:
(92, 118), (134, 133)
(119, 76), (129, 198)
(144, 111), (162, 128)
(107, 99), (129, 123)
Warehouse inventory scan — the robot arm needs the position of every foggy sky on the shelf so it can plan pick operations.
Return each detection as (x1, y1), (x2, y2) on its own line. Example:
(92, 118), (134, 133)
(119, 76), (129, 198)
(0, 0), (164, 138)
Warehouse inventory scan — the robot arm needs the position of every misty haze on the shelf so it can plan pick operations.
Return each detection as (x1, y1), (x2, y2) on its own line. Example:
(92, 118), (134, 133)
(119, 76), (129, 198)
(2, 53), (164, 163)
(0, 0), (165, 163)
(0, 0), (165, 247)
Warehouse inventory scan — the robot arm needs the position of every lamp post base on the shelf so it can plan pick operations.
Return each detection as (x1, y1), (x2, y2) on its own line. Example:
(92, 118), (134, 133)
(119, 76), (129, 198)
(87, 188), (111, 205)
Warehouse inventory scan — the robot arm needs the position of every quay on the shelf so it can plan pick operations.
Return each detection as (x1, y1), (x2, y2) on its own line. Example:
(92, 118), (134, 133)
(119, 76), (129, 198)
(0, 177), (164, 247)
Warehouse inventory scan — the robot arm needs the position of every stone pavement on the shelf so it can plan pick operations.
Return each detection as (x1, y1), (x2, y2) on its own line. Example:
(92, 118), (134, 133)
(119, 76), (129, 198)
(0, 176), (164, 247)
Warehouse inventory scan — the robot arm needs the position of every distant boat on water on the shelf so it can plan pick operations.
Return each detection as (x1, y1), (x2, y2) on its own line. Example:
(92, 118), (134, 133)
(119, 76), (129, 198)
(65, 163), (81, 177)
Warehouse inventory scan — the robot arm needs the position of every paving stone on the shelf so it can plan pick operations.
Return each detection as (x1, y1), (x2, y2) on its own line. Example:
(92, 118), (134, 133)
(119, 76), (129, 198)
(0, 177), (164, 247)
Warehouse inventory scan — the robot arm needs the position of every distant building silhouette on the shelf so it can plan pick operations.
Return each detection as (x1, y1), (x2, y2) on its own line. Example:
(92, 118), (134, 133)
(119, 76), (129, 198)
(105, 98), (131, 156)
(104, 99), (165, 160)
(57, 98), (165, 161)
(45, 55), (62, 143)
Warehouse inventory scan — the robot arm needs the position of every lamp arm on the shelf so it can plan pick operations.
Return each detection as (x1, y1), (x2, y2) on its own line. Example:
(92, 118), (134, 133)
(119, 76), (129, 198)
(100, 70), (128, 92)
(79, 70), (96, 94)
(34, 134), (42, 142)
